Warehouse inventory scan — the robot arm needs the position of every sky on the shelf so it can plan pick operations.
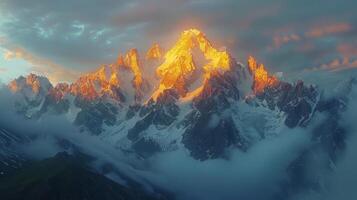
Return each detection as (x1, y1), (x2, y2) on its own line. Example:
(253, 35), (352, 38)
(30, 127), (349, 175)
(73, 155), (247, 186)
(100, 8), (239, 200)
(0, 0), (356, 84)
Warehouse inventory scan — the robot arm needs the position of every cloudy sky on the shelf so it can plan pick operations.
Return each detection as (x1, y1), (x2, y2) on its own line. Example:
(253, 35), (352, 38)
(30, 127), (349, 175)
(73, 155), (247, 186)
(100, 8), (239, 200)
(0, 0), (356, 84)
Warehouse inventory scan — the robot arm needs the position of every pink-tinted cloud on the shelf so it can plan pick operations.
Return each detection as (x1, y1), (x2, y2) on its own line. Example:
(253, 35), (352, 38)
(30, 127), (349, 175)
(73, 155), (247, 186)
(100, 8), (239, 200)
(322, 43), (357, 71)
(307, 41), (357, 72)
(305, 23), (352, 38)
(309, 56), (357, 72)
(337, 43), (357, 57)
(271, 22), (353, 50)
(273, 34), (301, 48)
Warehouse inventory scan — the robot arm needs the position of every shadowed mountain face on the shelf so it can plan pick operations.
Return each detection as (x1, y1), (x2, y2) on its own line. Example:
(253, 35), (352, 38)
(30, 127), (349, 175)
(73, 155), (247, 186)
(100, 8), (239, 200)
(2, 28), (356, 200)
(0, 152), (169, 200)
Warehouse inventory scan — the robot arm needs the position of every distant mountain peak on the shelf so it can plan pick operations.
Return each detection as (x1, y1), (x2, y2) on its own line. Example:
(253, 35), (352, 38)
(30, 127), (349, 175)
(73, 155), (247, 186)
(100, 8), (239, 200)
(146, 43), (164, 60)
(124, 48), (144, 90)
(49, 83), (70, 102)
(247, 56), (279, 94)
(69, 48), (148, 102)
(8, 73), (52, 95)
(70, 65), (119, 101)
(151, 28), (232, 100)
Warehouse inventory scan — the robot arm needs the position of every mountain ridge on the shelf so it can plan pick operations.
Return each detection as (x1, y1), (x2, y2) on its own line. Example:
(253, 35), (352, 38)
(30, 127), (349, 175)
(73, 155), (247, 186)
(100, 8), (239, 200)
(5, 28), (337, 160)
(7, 29), (270, 106)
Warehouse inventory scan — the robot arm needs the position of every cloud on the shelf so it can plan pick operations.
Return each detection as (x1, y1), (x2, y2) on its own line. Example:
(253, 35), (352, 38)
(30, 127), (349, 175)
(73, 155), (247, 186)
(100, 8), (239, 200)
(316, 57), (357, 71)
(0, 67), (6, 73)
(3, 50), (14, 60)
(287, 83), (357, 200)
(270, 22), (353, 50)
(263, 21), (356, 80)
(146, 128), (312, 200)
(3, 47), (80, 83)
(305, 23), (352, 38)
(0, 0), (155, 73)
(273, 34), (301, 48)
(270, 22), (353, 51)
(304, 42), (357, 72)
(337, 43), (357, 57)
(321, 86), (357, 200)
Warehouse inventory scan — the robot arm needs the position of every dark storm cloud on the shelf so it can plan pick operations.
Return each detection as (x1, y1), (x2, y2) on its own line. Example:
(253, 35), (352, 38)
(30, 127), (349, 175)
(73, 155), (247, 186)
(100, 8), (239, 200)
(0, 0), (356, 83)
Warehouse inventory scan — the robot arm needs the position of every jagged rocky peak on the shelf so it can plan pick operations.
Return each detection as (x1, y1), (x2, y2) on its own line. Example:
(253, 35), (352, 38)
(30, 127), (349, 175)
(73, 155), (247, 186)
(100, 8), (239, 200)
(7, 73), (53, 118)
(123, 48), (151, 101)
(151, 28), (234, 100)
(8, 73), (53, 107)
(117, 54), (125, 67)
(117, 48), (142, 78)
(69, 64), (123, 101)
(118, 48), (152, 102)
(247, 56), (279, 95)
(8, 73), (52, 95)
(7, 29), (238, 106)
(146, 43), (164, 60)
(70, 48), (150, 102)
(123, 48), (142, 86)
(48, 83), (70, 102)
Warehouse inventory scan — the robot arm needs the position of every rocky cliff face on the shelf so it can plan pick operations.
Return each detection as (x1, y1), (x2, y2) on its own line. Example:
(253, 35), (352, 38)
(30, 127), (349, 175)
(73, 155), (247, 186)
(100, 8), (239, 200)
(8, 74), (52, 118)
(70, 48), (148, 103)
(151, 29), (232, 99)
(247, 56), (279, 94)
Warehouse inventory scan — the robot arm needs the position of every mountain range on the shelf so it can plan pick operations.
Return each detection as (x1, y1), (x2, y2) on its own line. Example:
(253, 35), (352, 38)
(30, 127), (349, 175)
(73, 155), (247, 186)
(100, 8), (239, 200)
(2, 28), (356, 200)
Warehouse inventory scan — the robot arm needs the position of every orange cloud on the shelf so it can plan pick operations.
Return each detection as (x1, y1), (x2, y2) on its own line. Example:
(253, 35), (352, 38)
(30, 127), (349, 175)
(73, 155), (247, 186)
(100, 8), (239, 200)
(3, 48), (80, 84)
(307, 41), (357, 72)
(271, 22), (353, 49)
(337, 43), (357, 57)
(305, 23), (352, 38)
(319, 58), (357, 71)
(309, 57), (357, 72)
(273, 34), (301, 48)
(3, 50), (15, 60)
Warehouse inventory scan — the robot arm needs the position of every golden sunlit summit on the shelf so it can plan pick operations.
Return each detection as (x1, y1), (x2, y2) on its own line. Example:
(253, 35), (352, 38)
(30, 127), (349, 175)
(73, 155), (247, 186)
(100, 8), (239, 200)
(9, 29), (277, 103)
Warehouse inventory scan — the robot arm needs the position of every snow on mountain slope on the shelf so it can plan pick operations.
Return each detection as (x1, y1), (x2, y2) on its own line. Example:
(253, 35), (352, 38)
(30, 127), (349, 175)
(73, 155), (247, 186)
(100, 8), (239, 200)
(6, 28), (346, 161)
